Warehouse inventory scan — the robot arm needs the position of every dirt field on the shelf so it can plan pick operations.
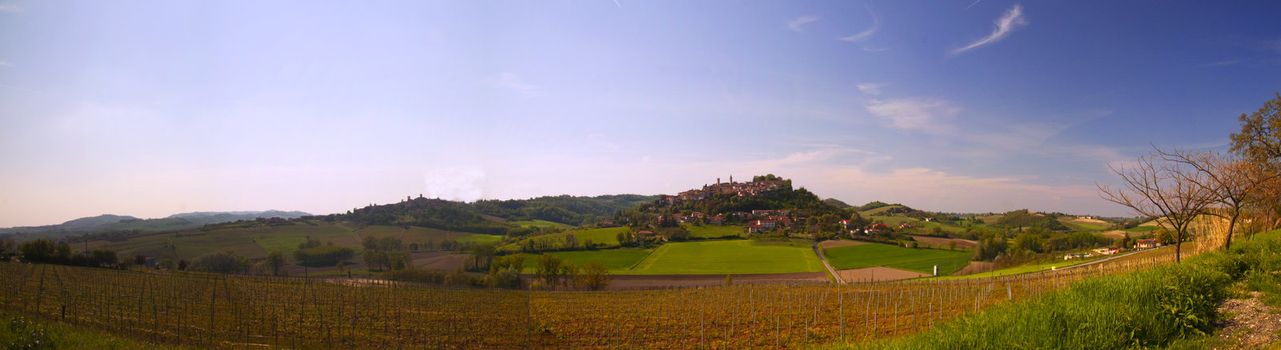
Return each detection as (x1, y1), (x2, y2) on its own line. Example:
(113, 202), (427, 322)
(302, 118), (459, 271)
(952, 261), (996, 275)
(835, 266), (927, 282)
(907, 235), (976, 249)
(819, 239), (866, 250)
(600, 272), (830, 290)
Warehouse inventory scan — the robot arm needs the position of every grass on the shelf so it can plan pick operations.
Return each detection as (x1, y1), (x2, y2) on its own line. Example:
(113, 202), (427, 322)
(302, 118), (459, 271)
(942, 256), (1101, 279)
(823, 243), (972, 275)
(0, 311), (189, 349)
(628, 239), (823, 275)
(1125, 225), (1159, 233)
(1062, 220), (1111, 232)
(854, 229), (1281, 350)
(682, 224), (745, 238)
(521, 248), (653, 273)
(503, 226), (631, 251)
(511, 219), (574, 229)
(95, 221), (503, 262)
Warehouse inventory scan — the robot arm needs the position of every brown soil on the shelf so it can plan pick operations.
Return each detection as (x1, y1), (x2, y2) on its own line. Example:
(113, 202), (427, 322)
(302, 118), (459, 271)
(835, 267), (927, 283)
(952, 261), (996, 276)
(1216, 291), (1281, 349)
(907, 235), (977, 249)
(819, 240), (866, 250)
(599, 272), (829, 290)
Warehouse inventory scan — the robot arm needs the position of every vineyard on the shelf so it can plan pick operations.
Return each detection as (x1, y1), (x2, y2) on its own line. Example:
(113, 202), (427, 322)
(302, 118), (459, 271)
(0, 246), (1188, 349)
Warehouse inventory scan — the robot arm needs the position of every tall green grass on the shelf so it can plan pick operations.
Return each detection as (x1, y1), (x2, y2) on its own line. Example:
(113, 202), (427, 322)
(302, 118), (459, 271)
(857, 230), (1281, 349)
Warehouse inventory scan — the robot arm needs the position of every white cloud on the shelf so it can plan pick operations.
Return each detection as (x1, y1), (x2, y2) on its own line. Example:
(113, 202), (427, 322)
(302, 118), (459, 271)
(0, 4), (20, 13)
(856, 83), (882, 96)
(0, 61), (11, 68)
(951, 4), (1027, 55)
(423, 167), (487, 202)
(838, 6), (880, 42)
(489, 72), (540, 96)
(785, 15), (819, 32)
(865, 98), (960, 133)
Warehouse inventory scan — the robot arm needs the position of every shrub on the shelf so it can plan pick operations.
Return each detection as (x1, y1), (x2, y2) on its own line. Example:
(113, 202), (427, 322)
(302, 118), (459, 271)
(294, 246), (355, 267)
(190, 252), (249, 274)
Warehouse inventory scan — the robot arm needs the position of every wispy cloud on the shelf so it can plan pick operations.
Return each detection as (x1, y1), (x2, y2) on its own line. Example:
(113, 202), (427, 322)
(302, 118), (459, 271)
(856, 83), (882, 96)
(951, 4), (1027, 55)
(865, 98), (960, 134)
(965, 0), (984, 10)
(785, 15), (819, 32)
(0, 60), (11, 68)
(0, 3), (20, 13)
(838, 5), (880, 42)
(489, 72), (540, 96)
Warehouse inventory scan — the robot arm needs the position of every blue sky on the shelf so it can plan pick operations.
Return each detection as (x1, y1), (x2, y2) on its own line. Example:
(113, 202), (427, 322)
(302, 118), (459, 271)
(1, 1), (1279, 226)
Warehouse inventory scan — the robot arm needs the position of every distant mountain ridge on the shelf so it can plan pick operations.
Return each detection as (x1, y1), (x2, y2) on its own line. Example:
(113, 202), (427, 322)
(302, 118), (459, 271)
(0, 210), (310, 240)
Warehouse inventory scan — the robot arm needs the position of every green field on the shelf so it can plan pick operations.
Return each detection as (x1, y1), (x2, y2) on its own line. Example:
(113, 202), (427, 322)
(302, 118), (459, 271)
(943, 256), (1100, 279)
(823, 243), (972, 275)
(628, 239), (823, 275)
(511, 219), (574, 229)
(521, 248), (653, 273)
(682, 224), (744, 238)
(1124, 225), (1159, 233)
(94, 221), (501, 261)
(1062, 219), (1111, 232)
(503, 226), (630, 251)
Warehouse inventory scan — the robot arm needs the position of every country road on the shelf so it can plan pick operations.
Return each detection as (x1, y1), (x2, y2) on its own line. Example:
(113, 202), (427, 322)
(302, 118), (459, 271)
(812, 241), (845, 284)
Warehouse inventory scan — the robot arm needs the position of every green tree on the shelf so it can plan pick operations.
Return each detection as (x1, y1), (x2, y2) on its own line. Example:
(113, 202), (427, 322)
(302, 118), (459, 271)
(536, 254), (564, 289)
(191, 251), (248, 274)
(265, 251), (286, 276)
(575, 262), (610, 290)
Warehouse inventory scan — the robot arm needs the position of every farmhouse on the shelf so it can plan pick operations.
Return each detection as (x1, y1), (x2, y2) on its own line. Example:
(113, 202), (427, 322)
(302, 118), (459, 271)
(747, 220), (777, 234)
(1135, 238), (1162, 249)
(1092, 248), (1119, 255)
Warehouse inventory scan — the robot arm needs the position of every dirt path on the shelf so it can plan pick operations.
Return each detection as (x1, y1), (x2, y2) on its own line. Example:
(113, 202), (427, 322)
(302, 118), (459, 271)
(1216, 291), (1281, 349)
(813, 241), (844, 284)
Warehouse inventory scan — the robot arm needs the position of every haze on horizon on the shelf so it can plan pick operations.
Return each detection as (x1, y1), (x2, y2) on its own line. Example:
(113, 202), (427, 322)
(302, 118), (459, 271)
(1, 1), (1279, 227)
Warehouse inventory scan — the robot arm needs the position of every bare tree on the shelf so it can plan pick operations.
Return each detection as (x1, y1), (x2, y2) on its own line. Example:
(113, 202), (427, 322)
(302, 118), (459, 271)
(1098, 152), (1218, 263)
(1159, 149), (1278, 251)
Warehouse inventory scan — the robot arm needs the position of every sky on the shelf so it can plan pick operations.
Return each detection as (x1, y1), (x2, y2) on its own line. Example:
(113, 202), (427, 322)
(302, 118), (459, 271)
(1, 1), (1280, 227)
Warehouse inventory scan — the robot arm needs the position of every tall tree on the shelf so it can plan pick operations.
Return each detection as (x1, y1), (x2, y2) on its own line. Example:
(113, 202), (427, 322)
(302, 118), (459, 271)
(1098, 152), (1218, 263)
(1230, 93), (1281, 163)
(1230, 93), (1281, 230)
(1159, 150), (1276, 251)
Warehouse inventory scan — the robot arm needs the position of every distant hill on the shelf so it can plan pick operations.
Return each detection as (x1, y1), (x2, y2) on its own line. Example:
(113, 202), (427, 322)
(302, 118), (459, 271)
(0, 210), (310, 240)
(822, 198), (852, 209)
(641, 175), (844, 218)
(858, 203), (919, 216)
(317, 194), (659, 234)
(472, 194), (658, 226)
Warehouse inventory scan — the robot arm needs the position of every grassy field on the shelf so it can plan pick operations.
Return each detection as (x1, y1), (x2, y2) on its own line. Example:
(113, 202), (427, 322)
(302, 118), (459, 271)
(868, 231), (1281, 349)
(628, 239), (823, 275)
(503, 226), (630, 251)
(0, 310), (189, 349)
(521, 248), (653, 273)
(94, 221), (501, 261)
(823, 243), (972, 275)
(943, 256), (1101, 279)
(1125, 225), (1159, 233)
(682, 224), (744, 238)
(1062, 218), (1111, 232)
(511, 219), (574, 229)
